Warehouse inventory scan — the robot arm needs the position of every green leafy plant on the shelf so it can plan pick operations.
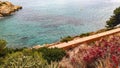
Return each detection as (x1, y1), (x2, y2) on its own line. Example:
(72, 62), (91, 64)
(60, 36), (73, 42)
(0, 40), (7, 53)
(3, 51), (47, 68)
(38, 47), (66, 63)
(79, 33), (90, 37)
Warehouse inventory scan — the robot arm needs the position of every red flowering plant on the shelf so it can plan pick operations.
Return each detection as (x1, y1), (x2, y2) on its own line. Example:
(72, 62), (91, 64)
(68, 35), (120, 68)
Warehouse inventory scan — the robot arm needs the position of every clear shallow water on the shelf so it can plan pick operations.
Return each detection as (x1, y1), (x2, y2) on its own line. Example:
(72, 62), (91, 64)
(0, 0), (120, 48)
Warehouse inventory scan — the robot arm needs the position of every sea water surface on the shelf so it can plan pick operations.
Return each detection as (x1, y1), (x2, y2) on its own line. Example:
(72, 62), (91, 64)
(0, 0), (120, 48)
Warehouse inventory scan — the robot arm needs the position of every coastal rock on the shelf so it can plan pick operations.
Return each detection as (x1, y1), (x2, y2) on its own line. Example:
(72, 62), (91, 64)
(0, 1), (22, 17)
(0, 14), (3, 17)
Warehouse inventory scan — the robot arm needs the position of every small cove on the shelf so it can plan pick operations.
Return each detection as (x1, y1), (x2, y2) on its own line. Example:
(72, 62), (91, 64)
(0, 0), (120, 48)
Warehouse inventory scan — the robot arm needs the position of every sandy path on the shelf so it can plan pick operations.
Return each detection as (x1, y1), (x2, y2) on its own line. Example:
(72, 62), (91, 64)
(49, 28), (120, 49)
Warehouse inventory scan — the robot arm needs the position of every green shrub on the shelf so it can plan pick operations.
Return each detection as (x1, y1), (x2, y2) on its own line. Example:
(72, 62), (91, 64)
(0, 40), (7, 53)
(38, 47), (66, 63)
(0, 40), (7, 57)
(60, 36), (73, 42)
(3, 52), (47, 68)
(1, 48), (60, 68)
(79, 33), (90, 37)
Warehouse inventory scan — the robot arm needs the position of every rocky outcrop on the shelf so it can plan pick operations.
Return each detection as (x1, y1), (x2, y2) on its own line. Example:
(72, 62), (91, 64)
(0, 1), (22, 17)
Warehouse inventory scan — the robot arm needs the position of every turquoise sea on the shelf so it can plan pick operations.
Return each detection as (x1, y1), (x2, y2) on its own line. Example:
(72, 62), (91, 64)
(0, 0), (120, 48)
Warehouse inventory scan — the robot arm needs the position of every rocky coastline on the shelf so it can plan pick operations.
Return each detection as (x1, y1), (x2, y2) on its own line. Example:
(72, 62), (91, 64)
(0, 1), (22, 17)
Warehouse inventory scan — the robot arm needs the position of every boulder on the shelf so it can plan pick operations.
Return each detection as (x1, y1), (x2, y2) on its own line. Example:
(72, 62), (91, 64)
(0, 1), (22, 17)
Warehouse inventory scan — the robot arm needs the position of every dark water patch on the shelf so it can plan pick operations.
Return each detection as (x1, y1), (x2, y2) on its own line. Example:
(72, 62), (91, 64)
(15, 8), (84, 26)
(21, 13), (83, 26)
(20, 37), (29, 40)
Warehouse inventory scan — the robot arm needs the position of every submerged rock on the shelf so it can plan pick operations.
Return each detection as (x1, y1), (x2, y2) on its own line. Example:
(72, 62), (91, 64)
(0, 1), (22, 17)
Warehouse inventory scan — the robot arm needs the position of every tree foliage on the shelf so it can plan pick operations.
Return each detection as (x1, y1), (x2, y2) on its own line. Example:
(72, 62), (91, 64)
(106, 7), (120, 28)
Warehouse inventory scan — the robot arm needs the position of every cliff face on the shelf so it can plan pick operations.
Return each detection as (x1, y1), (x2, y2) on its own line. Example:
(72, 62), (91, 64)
(0, 1), (22, 17)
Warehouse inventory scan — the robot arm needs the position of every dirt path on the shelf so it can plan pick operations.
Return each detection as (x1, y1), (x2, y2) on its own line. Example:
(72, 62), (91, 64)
(49, 28), (120, 50)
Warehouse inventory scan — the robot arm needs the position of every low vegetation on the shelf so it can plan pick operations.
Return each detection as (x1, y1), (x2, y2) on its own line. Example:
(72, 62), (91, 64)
(0, 40), (66, 67)
(60, 36), (74, 42)
(38, 47), (66, 63)
(79, 33), (90, 37)
(0, 40), (7, 54)
(3, 52), (46, 68)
